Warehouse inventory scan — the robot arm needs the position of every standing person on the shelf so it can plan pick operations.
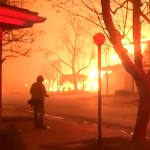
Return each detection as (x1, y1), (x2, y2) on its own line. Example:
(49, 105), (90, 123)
(30, 75), (49, 128)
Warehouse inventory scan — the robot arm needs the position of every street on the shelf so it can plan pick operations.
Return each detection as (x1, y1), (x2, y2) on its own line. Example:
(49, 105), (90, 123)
(2, 93), (150, 134)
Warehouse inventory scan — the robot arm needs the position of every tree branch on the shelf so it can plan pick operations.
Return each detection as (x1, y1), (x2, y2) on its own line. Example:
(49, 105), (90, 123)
(141, 12), (150, 24)
(51, 64), (64, 76)
(111, 0), (129, 15)
(1, 50), (30, 64)
(46, 50), (72, 68)
(101, 0), (143, 78)
(133, 0), (143, 69)
(76, 50), (94, 74)
(1, 0), (45, 61)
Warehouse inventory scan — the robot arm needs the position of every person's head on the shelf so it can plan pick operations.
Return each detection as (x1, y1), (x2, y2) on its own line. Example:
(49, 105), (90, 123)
(36, 75), (44, 83)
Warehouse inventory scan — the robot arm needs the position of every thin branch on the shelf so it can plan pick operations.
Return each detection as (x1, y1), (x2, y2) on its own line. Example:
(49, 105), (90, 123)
(56, 5), (103, 28)
(141, 12), (150, 24)
(101, 0), (143, 79)
(133, 0), (143, 69)
(47, 51), (72, 68)
(111, 0), (129, 15)
(1, 50), (30, 64)
(76, 50), (94, 74)
(51, 64), (64, 76)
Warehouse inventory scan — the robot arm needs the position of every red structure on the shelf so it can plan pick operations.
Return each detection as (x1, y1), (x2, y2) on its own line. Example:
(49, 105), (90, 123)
(0, 4), (47, 127)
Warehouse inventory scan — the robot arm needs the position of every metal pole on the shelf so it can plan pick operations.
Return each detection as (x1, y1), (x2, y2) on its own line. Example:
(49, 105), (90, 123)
(98, 45), (102, 144)
(0, 28), (2, 129)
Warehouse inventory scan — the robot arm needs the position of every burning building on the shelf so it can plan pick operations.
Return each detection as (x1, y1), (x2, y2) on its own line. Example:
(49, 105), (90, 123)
(40, 39), (150, 94)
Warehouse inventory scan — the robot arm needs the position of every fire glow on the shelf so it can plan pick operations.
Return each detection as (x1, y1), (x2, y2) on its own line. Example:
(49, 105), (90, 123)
(41, 42), (147, 92)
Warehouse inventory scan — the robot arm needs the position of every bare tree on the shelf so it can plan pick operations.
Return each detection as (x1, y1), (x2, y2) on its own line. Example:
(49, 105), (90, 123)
(49, 0), (150, 141)
(1, 0), (45, 63)
(46, 16), (94, 91)
(39, 60), (57, 91)
(2, 29), (45, 63)
(51, 59), (61, 91)
(59, 74), (88, 90)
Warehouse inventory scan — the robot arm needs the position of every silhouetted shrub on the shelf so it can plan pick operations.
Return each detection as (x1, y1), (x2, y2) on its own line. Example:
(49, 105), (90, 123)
(0, 124), (26, 150)
(114, 89), (133, 96)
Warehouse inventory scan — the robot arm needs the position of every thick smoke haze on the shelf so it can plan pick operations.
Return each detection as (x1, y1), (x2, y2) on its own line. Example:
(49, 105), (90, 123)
(2, 1), (68, 94)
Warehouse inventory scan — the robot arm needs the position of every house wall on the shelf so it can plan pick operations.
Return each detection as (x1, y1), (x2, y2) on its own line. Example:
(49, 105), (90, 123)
(101, 65), (132, 94)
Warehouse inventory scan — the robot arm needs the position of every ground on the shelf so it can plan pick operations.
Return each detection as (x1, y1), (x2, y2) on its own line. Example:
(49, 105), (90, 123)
(2, 108), (150, 150)
(3, 92), (146, 135)
(1, 92), (150, 150)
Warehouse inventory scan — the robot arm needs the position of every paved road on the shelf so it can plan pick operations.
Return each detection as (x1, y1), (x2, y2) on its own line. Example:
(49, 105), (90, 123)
(2, 93), (150, 134)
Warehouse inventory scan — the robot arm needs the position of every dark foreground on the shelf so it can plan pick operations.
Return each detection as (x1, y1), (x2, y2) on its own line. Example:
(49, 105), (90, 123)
(3, 93), (146, 134)
(2, 118), (150, 150)
(1, 108), (150, 150)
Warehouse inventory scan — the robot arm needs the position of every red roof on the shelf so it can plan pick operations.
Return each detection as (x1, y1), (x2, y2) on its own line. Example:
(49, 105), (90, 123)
(0, 4), (46, 30)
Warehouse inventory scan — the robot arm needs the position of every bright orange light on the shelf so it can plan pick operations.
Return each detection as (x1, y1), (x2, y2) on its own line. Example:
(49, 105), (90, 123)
(86, 85), (90, 91)
(123, 44), (146, 54)
(42, 42), (147, 92)
(25, 84), (28, 87)
(93, 82), (98, 90)
(111, 55), (121, 64)
(87, 70), (110, 91)
(89, 70), (104, 79)
(44, 79), (48, 83)
(78, 85), (81, 90)
(43, 70), (113, 92)
(89, 70), (97, 78)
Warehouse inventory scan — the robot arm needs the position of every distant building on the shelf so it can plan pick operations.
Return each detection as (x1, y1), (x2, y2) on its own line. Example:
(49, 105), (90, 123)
(101, 64), (133, 94)
(101, 39), (150, 94)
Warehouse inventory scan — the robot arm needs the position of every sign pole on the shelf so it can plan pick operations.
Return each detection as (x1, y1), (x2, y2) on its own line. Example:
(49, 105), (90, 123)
(93, 33), (105, 144)
(98, 45), (102, 143)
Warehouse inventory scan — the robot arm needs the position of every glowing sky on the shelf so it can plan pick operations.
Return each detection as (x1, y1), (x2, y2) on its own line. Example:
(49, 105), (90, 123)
(2, 0), (150, 92)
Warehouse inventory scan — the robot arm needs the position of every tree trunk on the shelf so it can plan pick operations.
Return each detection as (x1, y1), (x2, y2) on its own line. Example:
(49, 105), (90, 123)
(52, 79), (56, 91)
(56, 71), (59, 91)
(73, 75), (78, 91)
(132, 76), (150, 142)
(73, 68), (78, 91)
(47, 80), (51, 91)
(106, 73), (109, 95)
(82, 81), (85, 91)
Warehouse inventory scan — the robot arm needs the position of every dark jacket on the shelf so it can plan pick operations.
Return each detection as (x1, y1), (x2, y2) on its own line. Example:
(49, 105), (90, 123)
(30, 82), (46, 100)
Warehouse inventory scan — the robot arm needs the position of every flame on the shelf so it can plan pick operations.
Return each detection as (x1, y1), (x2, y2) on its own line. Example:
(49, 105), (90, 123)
(123, 44), (146, 54)
(44, 79), (48, 83)
(42, 41), (148, 92)
(89, 70), (105, 78)
(85, 70), (112, 91)
(25, 84), (28, 87)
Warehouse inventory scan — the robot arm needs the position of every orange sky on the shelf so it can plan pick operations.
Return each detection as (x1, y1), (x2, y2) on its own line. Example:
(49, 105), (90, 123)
(2, 0), (150, 92)
(2, 1), (68, 92)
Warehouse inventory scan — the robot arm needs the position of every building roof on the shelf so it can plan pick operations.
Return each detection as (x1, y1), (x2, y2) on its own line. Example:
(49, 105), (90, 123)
(101, 63), (150, 72)
(124, 39), (150, 45)
(101, 64), (121, 71)
(0, 3), (46, 30)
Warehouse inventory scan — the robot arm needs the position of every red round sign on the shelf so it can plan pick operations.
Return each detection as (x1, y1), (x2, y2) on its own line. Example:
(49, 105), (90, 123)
(93, 33), (106, 46)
